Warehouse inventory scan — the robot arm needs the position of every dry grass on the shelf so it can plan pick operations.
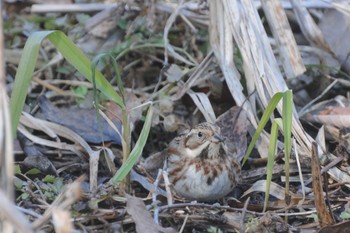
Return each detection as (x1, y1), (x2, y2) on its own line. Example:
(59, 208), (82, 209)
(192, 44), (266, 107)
(2, 0), (350, 232)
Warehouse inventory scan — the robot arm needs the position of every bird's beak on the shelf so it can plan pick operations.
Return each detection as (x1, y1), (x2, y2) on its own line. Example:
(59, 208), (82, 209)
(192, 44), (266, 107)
(212, 133), (224, 143)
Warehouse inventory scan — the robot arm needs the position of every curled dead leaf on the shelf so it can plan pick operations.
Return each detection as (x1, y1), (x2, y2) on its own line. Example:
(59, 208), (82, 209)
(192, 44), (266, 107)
(126, 194), (176, 233)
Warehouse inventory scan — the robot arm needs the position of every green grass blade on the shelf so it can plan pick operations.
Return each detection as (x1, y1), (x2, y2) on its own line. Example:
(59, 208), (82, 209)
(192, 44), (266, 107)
(10, 31), (54, 136)
(109, 54), (125, 99)
(91, 53), (124, 97)
(10, 30), (124, 136)
(263, 120), (279, 212)
(47, 32), (123, 107)
(283, 90), (293, 193)
(242, 92), (283, 165)
(109, 105), (153, 185)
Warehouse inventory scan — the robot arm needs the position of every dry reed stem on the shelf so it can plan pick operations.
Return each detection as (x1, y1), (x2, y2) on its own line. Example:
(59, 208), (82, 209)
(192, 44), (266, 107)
(261, 0), (306, 78)
(210, 0), (314, 157)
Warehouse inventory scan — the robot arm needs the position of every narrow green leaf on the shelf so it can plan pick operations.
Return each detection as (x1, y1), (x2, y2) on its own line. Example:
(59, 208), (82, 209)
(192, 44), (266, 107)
(242, 92), (283, 165)
(90, 53), (126, 132)
(90, 53), (123, 146)
(25, 168), (41, 175)
(263, 120), (278, 212)
(109, 105), (153, 185)
(10, 30), (124, 136)
(10, 31), (53, 136)
(47, 32), (123, 107)
(283, 90), (293, 193)
(43, 175), (56, 183)
(14, 177), (23, 190)
(274, 118), (283, 130)
(91, 53), (131, 182)
(14, 164), (22, 175)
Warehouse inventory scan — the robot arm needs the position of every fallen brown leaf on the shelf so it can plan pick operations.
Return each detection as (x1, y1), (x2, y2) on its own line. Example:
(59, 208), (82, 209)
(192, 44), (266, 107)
(216, 106), (248, 162)
(126, 194), (176, 233)
(39, 96), (122, 145)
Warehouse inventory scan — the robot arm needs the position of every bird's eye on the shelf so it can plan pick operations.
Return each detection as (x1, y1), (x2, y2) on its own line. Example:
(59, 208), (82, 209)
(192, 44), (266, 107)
(198, 132), (203, 138)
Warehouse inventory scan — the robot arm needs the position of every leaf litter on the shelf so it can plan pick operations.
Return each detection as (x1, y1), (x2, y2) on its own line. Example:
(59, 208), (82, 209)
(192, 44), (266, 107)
(4, 0), (350, 232)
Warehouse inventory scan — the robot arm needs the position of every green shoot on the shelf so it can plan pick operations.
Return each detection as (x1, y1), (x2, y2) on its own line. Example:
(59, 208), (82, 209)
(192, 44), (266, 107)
(243, 90), (293, 211)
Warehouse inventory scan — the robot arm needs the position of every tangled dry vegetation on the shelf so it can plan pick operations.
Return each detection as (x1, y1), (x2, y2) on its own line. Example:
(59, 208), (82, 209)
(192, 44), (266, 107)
(2, 0), (350, 232)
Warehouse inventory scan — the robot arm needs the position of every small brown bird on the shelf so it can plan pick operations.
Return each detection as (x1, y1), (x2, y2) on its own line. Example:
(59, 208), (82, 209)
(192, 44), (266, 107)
(165, 122), (241, 201)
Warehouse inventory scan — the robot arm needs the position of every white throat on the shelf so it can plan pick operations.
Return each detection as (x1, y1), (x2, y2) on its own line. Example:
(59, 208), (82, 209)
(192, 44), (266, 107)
(184, 140), (211, 158)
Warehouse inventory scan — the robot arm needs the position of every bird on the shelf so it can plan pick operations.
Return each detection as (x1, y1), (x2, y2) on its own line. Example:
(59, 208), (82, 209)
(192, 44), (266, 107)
(165, 122), (241, 201)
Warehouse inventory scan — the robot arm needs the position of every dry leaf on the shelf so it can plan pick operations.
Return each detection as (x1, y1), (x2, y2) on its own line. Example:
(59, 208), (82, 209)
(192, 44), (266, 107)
(17, 131), (57, 174)
(216, 106), (248, 162)
(126, 195), (176, 233)
(302, 96), (350, 128)
(39, 96), (122, 145)
(188, 92), (216, 123)
(165, 64), (184, 83)
(291, 0), (333, 53)
(241, 180), (297, 201)
(319, 9), (350, 73)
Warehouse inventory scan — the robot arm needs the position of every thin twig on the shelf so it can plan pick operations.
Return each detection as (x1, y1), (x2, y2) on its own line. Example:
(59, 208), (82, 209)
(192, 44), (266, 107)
(179, 212), (189, 233)
(294, 138), (305, 206)
(152, 169), (163, 224)
(298, 79), (338, 117)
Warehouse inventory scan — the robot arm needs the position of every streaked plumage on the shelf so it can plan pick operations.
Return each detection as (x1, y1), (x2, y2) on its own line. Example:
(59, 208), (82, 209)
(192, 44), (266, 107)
(166, 122), (241, 201)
